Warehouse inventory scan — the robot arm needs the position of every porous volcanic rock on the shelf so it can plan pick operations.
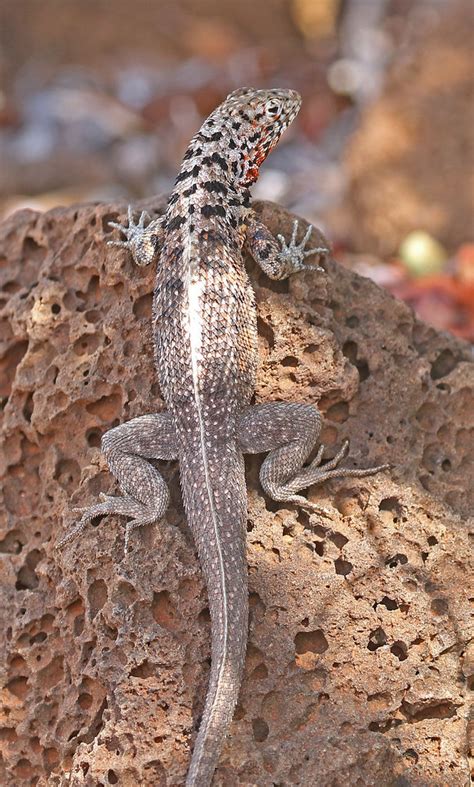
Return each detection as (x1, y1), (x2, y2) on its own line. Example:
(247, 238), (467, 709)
(0, 199), (472, 786)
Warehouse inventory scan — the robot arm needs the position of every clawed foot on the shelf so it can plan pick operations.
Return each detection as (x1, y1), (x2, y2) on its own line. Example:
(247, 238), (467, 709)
(266, 438), (390, 515)
(56, 493), (160, 553)
(56, 496), (110, 550)
(277, 220), (328, 276)
(295, 438), (390, 488)
(107, 205), (149, 247)
(107, 206), (159, 267)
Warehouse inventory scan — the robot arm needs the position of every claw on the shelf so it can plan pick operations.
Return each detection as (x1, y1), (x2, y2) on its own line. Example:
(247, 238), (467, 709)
(124, 516), (154, 552)
(124, 526), (132, 553)
(306, 501), (332, 517)
(106, 239), (129, 248)
(313, 444), (325, 467)
(303, 246), (328, 258)
(314, 439), (350, 474)
(58, 496), (113, 549)
(303, 264), (325, 273)
(360, 462), (392, 475)
(301, 223), (313, 247)
(284, 494), (333, 517)
(290, 219), (298, 245)
(340, 438), (350, 456)
(56, 516), (88, 549)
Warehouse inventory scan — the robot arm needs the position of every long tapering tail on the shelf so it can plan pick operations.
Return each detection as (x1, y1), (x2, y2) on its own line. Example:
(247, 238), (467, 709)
(180, 449), (249, 786)
(185, 594), (248, 785)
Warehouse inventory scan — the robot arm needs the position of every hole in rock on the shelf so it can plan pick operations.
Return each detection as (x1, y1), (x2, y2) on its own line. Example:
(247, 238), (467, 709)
(7, 676), (29, 699)
(390, 641), (408, 661)
(252, 718), (269, 742)
(375, 596), (398, 611)
(334, 558), (352, 576)
(152, 590), (176, 630)
(430, 349), (458, 380)
(325, 402), (349, 423)
(130, 660), (156, 679)
(78, 692), (93, 709)
(0, 530), (24, 554)
(133, 293), (153, 319)
(295, 629), (328, 655)
(367, 627), (387, 651)
(329, 531), (348, 548)
(86, 428), (102, 447)
(23, 392), (34, 422)
(385, 553), (408, 569)
(378, 497), (403, 521)
(88, 579), (107, 619)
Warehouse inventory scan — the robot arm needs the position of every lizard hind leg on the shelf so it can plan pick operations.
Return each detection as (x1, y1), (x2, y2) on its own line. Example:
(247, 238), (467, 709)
(57, 412), (178, 551)
(238, 402), (390, 513)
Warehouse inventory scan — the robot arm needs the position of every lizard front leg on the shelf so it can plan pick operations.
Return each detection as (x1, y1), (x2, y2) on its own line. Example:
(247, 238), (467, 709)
(58, 412), (177, 551)
(238, 402), (389, 511)
(108, 206), (166, 267)
(245, 214), (328, 280)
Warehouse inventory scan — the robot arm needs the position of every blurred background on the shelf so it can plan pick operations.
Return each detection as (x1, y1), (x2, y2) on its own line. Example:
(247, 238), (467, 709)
(1, 0), (473, 338)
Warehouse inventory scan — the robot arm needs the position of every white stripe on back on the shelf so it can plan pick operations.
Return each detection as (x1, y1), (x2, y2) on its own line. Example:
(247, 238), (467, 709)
(185, 237), (229, 768)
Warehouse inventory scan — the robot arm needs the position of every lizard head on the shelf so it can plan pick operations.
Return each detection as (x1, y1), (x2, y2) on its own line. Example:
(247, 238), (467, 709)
(217, 87), (302, 187)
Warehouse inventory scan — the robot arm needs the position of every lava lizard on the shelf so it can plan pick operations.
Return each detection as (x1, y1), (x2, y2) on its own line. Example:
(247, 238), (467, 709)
(59, 87), (389, 786)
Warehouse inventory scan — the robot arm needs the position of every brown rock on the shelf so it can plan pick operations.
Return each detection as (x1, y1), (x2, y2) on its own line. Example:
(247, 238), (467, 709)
(0, 199), (471, 786)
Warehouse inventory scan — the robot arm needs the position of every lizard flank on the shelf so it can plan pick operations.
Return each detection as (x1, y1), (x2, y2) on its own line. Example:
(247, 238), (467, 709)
(58, 87), (389, 786)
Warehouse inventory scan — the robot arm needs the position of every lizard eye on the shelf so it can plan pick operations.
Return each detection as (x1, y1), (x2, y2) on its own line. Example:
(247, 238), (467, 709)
(265, 102), (280, 118)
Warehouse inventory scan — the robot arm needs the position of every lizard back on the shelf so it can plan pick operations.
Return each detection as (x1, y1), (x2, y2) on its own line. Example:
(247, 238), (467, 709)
(154, 159), (257, 785)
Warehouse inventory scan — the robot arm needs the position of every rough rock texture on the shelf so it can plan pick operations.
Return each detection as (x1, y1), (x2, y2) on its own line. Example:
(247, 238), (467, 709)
(0, 199), (472, 786)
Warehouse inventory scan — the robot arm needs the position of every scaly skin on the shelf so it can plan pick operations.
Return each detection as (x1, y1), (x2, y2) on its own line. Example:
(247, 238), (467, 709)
(59, 88), (389, 785)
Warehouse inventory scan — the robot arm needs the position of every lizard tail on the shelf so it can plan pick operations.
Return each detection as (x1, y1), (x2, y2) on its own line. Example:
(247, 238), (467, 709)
(186, 594), (248, 786)
(180, 451), (249, 787)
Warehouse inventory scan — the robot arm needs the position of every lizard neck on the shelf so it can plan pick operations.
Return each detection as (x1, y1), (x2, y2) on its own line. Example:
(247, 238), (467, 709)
(165, 111), (257, 234)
